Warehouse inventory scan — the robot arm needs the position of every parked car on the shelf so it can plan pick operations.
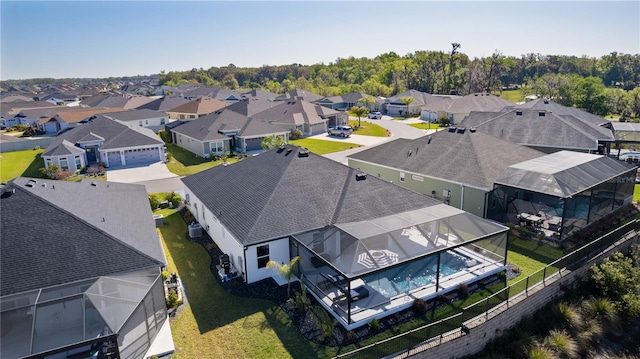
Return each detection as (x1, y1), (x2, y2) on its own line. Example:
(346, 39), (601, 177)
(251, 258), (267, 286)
(619, 152), (640, 162)
(368, 111), (382, 119)
(328, 125), (354, 137)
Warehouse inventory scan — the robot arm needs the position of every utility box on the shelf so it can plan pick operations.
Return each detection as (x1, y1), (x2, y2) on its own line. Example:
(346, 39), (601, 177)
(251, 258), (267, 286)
(153, 214), (164, 227)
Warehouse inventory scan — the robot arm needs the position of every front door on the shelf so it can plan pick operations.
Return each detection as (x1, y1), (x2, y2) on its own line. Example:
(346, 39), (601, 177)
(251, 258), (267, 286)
(86, 147), (97, 162)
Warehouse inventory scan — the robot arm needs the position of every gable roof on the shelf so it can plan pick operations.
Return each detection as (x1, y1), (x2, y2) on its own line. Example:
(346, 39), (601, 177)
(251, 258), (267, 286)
(166, 96), (228, 115)
(223, 98), (279, 117)
(461, 108), (613, 151)
(274, 89), (324, 103)
(495, 150), (636, 197)
(349, 129), (544, 189)
(182, 145), (442, 245)
(1, 178), (164, 296)
(242, 89), (278, 100)
(386, 90), (442, 106)
(134, 96), (190, 111)
(252, 99), (339, 126)
(422, 93), (514, 114)
(102, 109), (166, 122)
(38, 107), (129, 124)
(43, 115), (163, 155)
(516, 99), (611, 128)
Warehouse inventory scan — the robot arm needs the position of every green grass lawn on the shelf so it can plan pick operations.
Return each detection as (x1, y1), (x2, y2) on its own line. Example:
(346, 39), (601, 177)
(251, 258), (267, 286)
(634, 184), (640, 203)
(408, 122), (447, 130)
(0, 148), (45, 182)
(290, 138), (361, 154)
(165, 144), (241, 176)
(348, 120), (388, 137)
(498, 89), (523, 103)
(506, 237), (564, 288)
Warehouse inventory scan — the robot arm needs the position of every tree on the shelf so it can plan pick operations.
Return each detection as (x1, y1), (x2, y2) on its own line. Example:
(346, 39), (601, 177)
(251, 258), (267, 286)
(222, 73), (239, 89)
(266, 256), (300, 298)
(348, 106), (368, 128)
(358, 96), (375, 111)
(591, 246), (640, 317)
(400, 96), (415, 117)
(261, 135), (286, 151)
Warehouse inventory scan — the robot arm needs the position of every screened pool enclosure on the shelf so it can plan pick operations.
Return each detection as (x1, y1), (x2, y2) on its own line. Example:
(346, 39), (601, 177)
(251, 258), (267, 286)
(1, 268), (166, 359)
(487, 151), (636, 241)
(291, 204), (508, 329)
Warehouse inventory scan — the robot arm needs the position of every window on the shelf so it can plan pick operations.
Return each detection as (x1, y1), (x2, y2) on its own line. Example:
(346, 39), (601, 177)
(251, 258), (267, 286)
(75, 156), (81, 170)
(399, 172), (405, 182)
(139, 121), (143, 126)
(257, 245), (270, 268)
(60, 158), (68, 170)
(160, 118), (166, 125)
(145, 119), (149, 125)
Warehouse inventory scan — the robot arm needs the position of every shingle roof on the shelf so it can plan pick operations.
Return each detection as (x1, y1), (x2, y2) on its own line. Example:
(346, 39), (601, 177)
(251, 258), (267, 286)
(1, 178), (164, 296)
(224, 98), (279, 117)
(171, 108), (287, 140)
(386, 90), (441, 106)
(274, 89), (324, 102)
(166, 96), (228, 115)
(242, 89), (278, 100)
(38, 107), (129, 124)
(349, 130), (544, 189)
(421, 93), (514, 114)
(135, 96), (190, 111)
(102, 109), (166, 122)
(182, 145), (442, 245)
(252, 99), (339, 126)
(43, 115), (163, 155)
(516, 99), (611, 127)
(461, 109), (610, 151)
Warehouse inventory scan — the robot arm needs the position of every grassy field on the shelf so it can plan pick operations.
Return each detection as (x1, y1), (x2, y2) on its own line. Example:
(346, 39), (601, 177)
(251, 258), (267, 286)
(498, 89), (523, 103)
(408, 122), (446, 130)
(348, 120), (388, 137)
(165, 144), (241, 176)
(290, 138), (361, 154)
(0, 148), (45, 182)
(506, 237), (564, 287)
(634, 184), (640, 203)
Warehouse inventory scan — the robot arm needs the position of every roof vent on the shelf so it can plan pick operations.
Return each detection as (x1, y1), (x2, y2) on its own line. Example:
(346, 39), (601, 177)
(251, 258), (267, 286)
(456, 127), (466, 134)
(543, 99), (549, 104)
(298, 150), (309, 157)
(91, 182), (97, 187)
(25, 179), (37, 188)
(277, 146), (286, 153)
(448, 127), (457, 133)
(355, 173), (367, 181)
(285, 149), (293, 156)
(469, 127), (476, 133)
(474, 94), (478, 96)
(516, 110), (523, 116)
(1, 187), (15, 199)
(427, 135), (432, 144)
(538, 111), (545, 117)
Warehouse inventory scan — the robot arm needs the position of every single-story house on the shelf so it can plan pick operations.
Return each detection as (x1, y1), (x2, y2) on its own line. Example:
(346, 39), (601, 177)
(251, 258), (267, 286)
(42, 115), (165, 169)
(420, 93), (513, 124)
(252, 99), (341, 135)
(103, 109), (169, 133)
(80, 94), (157, 109)
(181, 145), (508, 330)
(274, 89), (324, 103)
(134, 96), (191, 112)
(170, 108), (289, 156)
(487, 151), (636, 241)
(42, 92), (81, 106)
(1, 178), (172, 359)
(178, 86), (243, 103)
(347, 128), (544, 217)
(242, 89), (278, 101)
(37, 108), (128, 134)
(316, 91), (381, 111)
(461, 100), (615, 154)
(384, 90), (447, 117)
(165, 96), (228, 120)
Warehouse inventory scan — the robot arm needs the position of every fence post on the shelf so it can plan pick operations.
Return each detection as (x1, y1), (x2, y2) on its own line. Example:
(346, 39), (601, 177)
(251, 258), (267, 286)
(485, 297), (490, 320)
(543, 267), (547, 285)
(525, 276), (529, 296)
(506, 286), (510, 308)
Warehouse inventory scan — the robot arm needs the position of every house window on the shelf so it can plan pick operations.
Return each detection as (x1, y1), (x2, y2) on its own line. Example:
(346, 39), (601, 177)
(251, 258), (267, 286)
(257, 245), (270, 269)
(139, 121), (143, 126)
(160, 118), (166, 125)
(75, 156), (81, 170)
(60, 158), (69, 170)
(400, 172), (405, 182)
(179, 114), (186, 120)
(145, 119), (149, 125)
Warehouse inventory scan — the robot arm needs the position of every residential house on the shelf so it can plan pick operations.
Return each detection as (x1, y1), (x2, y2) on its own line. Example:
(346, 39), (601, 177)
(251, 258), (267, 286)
(37, 108), (128, 134)
(242, 88), (278, 101)
(165, 96), (228, 120)
(80, 94), (156, 109)
(347, 128), (544, 217)
(42, 115), (165, 169)
(316, 91), (382, 111)
(41, 92), (81, 106)
(1, 178), (173, 359)
(384, 90), (446, 117)
(461, 100), (615, 154)
(274, 89), (324, 103)
(182, 145), (508, 330)
(252, 99), (341, 134)
(420, 93), (513, 124)
(178, 86), (243, 103)
(134, 96), (191, 112)
(103, 109), (169, 133)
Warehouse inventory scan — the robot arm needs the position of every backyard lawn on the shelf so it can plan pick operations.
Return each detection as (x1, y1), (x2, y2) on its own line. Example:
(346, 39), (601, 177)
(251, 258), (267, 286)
(165, 144), (241, 176)
(408, 122), (446, 131)
(289, 138), (361, 154)
(634, 184), (640, 203)
(348, 120), (388, 137)
(0, 148), (45, 182)
(498, 89), (523, 103)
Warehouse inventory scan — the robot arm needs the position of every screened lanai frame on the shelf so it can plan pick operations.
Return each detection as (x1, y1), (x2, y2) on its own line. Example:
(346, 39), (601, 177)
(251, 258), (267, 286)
(488, 151), (636, 241)
(289, 204), (508, 329)
(0, 268), (166, 359)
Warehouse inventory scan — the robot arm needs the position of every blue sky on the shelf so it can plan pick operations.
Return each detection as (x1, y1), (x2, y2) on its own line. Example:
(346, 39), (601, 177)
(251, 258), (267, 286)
(1, 1), (639, 80)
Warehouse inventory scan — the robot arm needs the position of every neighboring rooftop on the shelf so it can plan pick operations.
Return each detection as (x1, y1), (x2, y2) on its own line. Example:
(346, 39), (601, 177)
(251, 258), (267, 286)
(421, 93), (514, 114)
(253, 99), (340, 126)
(166, 96), (228, 115)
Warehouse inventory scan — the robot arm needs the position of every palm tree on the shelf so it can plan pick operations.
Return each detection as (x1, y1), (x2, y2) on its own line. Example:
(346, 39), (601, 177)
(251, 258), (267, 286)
(261, 134), (286, 151)
(400, 96), (415, 118)
(348, 106), (368, 128)
(358, 96), (375, 112)
(266, 256), (300, 298)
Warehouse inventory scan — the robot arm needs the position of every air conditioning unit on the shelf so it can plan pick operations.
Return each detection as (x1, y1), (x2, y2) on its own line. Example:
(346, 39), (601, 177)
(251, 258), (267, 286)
(188, 223), (203, 239)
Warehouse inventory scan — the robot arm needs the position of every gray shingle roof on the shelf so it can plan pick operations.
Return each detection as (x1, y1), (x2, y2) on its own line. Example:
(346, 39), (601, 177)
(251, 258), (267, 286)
(386, 90), (441, 106)
(274, 89), (324, 102)
(348, 130), (544, 189)
(461, 108), (610, 151)
(181, 145), (442, 245)
(253, 99), (339, 126)
(102, 109), (166, 122)
(135, 96), (190, 111)
(171, 108), (287, 140)
(242, 89), (278, 100)
(421, 93), (514, 114)
(43, 115), (163, 156)
(224, 98), (279, 117)
(1, 178), (164, 296)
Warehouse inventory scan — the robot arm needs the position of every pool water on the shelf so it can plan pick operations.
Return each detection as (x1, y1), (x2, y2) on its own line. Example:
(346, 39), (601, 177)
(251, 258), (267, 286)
(367, 252), (470, 298)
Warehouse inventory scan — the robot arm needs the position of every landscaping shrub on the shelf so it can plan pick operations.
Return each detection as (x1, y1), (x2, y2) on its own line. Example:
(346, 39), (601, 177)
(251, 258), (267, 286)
(290, 129), (303, 140)
(184, 209), (195, 224)
(458, 283), (470, 298)
(161, 271), (170, 281)
(148, 194), (160, 210)
(158, 130), (171, 143)
(412, 298), (428, 314)
(438, 115), (451, 127)
(164, 191), (183, 207)
(368, 318), (381, 331)
(166, 289), (182, 309)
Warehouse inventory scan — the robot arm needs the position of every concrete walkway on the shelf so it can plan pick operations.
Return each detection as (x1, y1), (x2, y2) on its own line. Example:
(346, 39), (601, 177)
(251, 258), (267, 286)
(106, 161), (177, 184)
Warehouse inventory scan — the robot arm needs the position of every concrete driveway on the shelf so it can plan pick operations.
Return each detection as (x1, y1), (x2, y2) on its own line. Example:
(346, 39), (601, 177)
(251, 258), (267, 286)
(106, 161), (178, 184)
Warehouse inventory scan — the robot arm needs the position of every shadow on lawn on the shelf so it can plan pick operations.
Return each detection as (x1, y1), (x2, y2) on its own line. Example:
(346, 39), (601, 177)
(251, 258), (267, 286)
(508, 237), (563, 265)
(21, 153), (47, 179)
(158, 211), (321, 356)
(166, 144), (208, 167)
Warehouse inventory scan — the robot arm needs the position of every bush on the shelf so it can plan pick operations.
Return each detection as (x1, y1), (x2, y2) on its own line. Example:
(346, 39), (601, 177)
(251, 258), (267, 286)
(158, 130), (171, 143)
(412, 298), (428, 314)
(164, 192), (183, 207)
(162, 271), (170, 281)
(458, 283), (470, 298)
(166, 289), (182, 309)
(290, 129), (303, 140)
(184, 209), (195, 224)
(148, 194), (161, 210)
(368, 318), (381, 331)
(438, 115), (451, 126)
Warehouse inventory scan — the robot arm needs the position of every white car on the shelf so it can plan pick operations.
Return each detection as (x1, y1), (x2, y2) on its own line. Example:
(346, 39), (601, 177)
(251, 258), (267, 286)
(368, 111), (382, 119)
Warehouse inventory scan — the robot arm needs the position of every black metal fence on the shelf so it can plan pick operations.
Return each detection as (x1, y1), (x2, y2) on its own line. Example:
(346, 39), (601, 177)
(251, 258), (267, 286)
(334, 219), (640, 359)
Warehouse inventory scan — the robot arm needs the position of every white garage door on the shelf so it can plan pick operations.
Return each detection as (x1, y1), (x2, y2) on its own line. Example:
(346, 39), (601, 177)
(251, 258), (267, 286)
(123, 147), (161, 165)
(107, 151), (122, 167)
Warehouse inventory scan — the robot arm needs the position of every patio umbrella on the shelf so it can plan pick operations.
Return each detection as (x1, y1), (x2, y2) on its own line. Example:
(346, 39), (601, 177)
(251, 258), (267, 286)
(357, 249), (399, 269)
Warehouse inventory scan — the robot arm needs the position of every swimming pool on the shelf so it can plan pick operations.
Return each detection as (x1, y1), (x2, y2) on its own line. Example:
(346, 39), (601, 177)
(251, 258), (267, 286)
(365, 251), (470, 298)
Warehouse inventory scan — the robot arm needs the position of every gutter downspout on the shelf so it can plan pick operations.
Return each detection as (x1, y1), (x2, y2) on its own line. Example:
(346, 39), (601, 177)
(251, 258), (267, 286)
(243, 246), (248, 283)
(460, 184), (465, 211)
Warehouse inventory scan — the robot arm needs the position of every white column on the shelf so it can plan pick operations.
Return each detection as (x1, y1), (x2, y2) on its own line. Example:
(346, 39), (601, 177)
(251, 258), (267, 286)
(120, 150), (126, 166)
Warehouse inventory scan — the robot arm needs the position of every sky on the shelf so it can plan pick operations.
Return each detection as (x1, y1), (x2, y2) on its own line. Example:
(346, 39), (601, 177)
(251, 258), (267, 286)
(1, 1), (639, 80)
